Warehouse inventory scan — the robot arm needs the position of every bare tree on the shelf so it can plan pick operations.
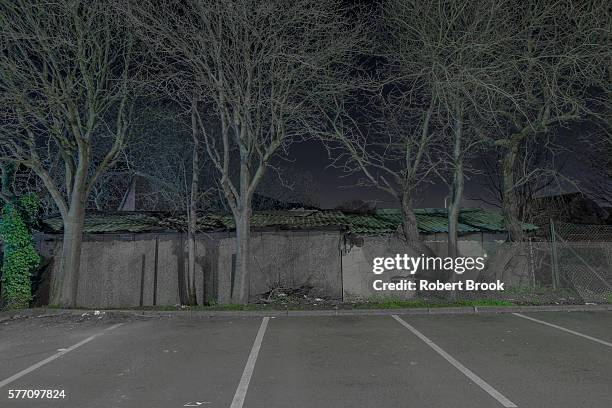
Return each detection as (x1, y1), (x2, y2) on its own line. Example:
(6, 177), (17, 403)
(89, 162), (132, 211)
(485, 0), (610, 241)
(0, 1), (138, 306)
(126, 0), (367, 303)
(256, 168), (321, 209)
(580, 126), (612, 208)
(328, 93), (442, 251)
(474, 139), (574, 224)
(148, 105), (207, 307)
(128, 102), (220, 305)
(0, 163), (17, 204)
(385, 0), (511, 258)
(376, 0), (610, 246)
(330, 0), (505, 255)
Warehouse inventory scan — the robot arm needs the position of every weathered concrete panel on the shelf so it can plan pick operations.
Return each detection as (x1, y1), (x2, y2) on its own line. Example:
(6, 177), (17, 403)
(75, 238), (140, 308)
(155, 237), (180, 306)
(199, 233), (225, 304)
(76, 240), (104, 307)
(45, 233), (222, 307)
(480, 242), (535, 287)
(216, 236), (235, 304)
(249, 231), (292, 295)
(342, 235), (418, 301)
(134, 238), (155, 307)
(213, 230), (343, 302)
(289, 231), (342, 298)
(194, 233), (221, 305)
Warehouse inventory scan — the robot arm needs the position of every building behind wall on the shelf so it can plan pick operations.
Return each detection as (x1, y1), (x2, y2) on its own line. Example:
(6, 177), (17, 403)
(35, 208), (538, 307)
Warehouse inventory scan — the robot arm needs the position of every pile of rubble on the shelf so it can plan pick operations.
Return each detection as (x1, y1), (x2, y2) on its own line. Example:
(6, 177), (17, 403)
(256, 285), (340, 308)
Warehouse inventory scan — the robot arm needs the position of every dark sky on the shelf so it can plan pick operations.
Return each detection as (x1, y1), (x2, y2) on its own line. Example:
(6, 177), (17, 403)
(284, 133), (603, 210)
(285, 139), (467, 209)
(282, 0), (609, 211)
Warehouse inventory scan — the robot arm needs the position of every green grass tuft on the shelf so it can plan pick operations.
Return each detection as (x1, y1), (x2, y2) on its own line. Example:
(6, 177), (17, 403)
(354, 297), (513, 309)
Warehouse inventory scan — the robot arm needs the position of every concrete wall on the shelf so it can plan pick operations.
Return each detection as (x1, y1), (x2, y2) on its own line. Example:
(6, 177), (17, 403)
(216, 230), (343, 303)
(37, 229), (527, 307)
(42, 233), (194, 308)
(479, 241), (546, 288)
(342, 235), (419, 301)
(341, 231), (527, 301)
(39, 229), (343, 307)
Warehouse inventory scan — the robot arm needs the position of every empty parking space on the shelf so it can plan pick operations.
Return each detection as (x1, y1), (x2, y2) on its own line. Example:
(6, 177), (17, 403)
(245, 316), (502, 408)
(517, 311), (612, 344)
(0, 317), (120, 380)
(403, 313), (612, 408)
(2, 317), (263, 408)
(1, 311), (611, 408)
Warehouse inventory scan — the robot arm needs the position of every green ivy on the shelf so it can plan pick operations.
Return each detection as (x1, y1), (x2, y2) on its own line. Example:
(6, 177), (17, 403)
(1, 193), (40, 309)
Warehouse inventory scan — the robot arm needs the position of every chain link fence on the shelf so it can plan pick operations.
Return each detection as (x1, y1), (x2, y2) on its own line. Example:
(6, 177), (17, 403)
(548, 221), (612, 303)
(454, 221), (612, 304)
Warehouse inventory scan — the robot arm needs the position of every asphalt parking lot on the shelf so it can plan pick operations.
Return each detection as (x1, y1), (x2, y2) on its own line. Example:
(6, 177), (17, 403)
(1, 311), (611, 408)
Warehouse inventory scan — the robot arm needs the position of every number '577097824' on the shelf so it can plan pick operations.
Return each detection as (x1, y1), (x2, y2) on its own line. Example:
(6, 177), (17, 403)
(8, 389), (66, 399)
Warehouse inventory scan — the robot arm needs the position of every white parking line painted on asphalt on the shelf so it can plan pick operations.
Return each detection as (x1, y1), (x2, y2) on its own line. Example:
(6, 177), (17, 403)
(0, 323), (123, 389)
(391, 315), (517, 408)
(230, 317), (270, 408)
(512, 313), (612, 348)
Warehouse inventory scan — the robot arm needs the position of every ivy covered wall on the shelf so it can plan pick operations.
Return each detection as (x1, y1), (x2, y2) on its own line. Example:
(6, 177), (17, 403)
(0, 193), (40, 309)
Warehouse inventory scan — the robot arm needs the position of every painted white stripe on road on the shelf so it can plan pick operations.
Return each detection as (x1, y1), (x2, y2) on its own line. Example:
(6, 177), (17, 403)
(512, 313), (612, 348)
(391, 315), (517, 408)
(230, 317), (269, 408)
(0, 323), (123, 389)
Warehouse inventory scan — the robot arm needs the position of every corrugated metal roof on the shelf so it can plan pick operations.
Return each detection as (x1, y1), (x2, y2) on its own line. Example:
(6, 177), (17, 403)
(42, 213), (164, 233)
(40, 208), (538, 235)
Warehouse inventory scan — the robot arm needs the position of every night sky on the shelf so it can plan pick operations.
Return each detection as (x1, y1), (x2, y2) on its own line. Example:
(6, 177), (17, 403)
(284, 135), (601, 210)
(286, 140), (480, 209)
(276, 1), (610, 211)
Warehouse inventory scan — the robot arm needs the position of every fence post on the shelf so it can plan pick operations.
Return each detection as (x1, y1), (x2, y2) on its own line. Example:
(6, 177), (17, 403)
(528, 238), (536, 288)
(549, 218), (559, 289)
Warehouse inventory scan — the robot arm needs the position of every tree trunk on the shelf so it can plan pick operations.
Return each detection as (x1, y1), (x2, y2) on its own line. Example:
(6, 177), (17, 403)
(232, 209), (251, 304)
(52, 202), (85, 307)
(186, 106), (200, 306)
(400, 191), (437, 288)
(400, 193), (420, 248)
(1, 163), (16, 201)
(231, 156), (252, 305)
(447, 113), (464, 299)
(448, 114), (463, 259)
(501, 142), (524, 242)
(447, 182), (462, 258)
(401, 192), (437, 252)
(186, 159), (199, 306)
(186, 226), (197, 306)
